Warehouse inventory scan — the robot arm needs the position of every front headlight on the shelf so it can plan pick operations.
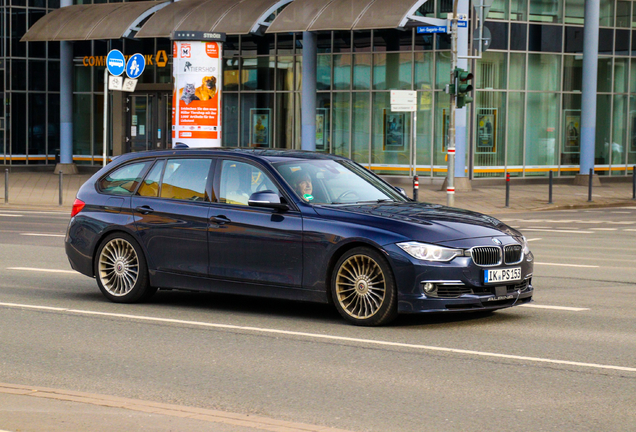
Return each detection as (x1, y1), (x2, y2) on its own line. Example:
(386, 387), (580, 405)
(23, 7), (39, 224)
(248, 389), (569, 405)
(397, 241), (463, 262)
(521, 236), (533, 262)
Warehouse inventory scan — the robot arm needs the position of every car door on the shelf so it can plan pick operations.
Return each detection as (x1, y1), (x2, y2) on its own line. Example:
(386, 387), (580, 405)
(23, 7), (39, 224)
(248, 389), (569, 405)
(208, 159), (303, 288)
(132, 157), (213, 282)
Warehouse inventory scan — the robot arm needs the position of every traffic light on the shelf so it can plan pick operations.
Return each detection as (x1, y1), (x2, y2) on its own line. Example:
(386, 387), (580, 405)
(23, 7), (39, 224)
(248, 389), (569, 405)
(454, 67), (474, 108)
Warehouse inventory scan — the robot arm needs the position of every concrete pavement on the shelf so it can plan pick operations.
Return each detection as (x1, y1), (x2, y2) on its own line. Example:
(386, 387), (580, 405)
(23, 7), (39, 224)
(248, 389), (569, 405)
(1, 169), (635, 214)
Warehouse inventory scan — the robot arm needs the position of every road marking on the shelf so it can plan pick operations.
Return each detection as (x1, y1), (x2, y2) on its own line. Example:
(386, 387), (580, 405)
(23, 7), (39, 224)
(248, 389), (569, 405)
(6, 267), (79, 274)
(535, 262), (599, 268)
(20, 233), (65, 238)
(519, 304), (590, 312)
(526, 238), (542, 242)
(522, 229), (593, 234)
(590, 228), (618, 231)
(0, 302), (634, 374)
(625, 229), (636, 232)
(0, 213), (23, 217)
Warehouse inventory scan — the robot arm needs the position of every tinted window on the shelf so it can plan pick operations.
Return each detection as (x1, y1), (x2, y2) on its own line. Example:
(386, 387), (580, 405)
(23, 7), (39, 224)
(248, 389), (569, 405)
(137, 160), (165, 198)
(219, 160), (279, 206)
(160, 159), (211, 201)
(99, 161), (150, 195)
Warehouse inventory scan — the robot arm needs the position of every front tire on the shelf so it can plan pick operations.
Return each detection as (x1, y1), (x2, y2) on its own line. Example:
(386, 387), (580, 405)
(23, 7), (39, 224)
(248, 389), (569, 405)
(331, 247), (398, 326)
(95, 233), (156, 303)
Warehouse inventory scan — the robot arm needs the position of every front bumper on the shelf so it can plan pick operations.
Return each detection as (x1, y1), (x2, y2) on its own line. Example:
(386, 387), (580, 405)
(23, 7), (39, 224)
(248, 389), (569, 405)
(384, 244), (535, 314)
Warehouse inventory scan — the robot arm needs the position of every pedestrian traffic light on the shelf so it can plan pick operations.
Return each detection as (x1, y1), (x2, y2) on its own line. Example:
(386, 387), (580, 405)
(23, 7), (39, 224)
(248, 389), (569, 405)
(454, 67), (474, 109)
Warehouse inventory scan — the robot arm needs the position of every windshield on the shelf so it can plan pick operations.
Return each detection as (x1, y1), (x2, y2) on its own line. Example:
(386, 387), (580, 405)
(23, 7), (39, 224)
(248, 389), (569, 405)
(273, 159), (408, 205)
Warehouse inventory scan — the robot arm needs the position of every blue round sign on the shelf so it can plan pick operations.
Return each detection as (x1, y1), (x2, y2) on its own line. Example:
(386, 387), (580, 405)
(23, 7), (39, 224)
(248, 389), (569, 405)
(106, 50), (126, 77)
(126, 53), (146, 79)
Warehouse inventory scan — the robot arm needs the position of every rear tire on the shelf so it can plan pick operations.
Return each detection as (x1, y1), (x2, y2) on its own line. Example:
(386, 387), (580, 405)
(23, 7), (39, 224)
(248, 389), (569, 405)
(331, 247), (398, 326)
(94, 232), (156, 303)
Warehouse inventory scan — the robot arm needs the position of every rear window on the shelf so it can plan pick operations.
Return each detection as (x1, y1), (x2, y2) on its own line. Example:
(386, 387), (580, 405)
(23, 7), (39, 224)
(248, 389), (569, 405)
(99, 161), (150, 195)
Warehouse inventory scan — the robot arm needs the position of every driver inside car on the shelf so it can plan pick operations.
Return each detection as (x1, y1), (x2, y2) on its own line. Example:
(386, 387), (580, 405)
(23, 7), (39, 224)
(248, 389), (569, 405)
(291, 170), (313, 202)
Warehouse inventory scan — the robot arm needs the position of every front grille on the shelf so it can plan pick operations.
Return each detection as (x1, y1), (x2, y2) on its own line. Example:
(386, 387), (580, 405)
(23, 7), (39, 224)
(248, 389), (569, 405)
(504, 245), (523, 264)
(435, 285), (473, 298)
(471, 247), (501, 266)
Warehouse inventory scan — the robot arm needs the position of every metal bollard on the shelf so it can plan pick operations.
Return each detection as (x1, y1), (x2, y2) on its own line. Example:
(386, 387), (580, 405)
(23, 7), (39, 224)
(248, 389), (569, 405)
(505, 172), (510, 208)
(548, 170), (553, 204)
(59, 171), (63, 206)
(413, 175), (419, 202)
(588, 168), (593, 202)
(4, 169), (8, 204)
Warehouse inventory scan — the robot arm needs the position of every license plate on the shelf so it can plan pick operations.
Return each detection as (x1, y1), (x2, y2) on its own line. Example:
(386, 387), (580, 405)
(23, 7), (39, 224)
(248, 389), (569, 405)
(484, 267), (521, 284)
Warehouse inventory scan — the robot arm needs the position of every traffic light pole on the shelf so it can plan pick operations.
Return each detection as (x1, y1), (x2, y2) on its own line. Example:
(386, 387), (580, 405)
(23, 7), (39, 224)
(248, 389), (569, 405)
(447, 5), (459, 207)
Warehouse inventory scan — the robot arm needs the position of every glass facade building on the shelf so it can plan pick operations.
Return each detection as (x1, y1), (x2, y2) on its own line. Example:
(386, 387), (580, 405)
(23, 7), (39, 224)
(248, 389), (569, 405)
(3, 0), (636, 179)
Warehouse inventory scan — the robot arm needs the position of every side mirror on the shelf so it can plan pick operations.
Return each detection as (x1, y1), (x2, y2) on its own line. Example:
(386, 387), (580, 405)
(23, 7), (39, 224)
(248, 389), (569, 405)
(248, 191), (289, 211)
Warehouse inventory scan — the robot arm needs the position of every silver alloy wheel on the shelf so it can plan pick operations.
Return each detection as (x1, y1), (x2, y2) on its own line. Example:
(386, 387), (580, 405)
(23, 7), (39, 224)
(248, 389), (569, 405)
(98, 238), (140, 297)
(335, 254), (386, 319)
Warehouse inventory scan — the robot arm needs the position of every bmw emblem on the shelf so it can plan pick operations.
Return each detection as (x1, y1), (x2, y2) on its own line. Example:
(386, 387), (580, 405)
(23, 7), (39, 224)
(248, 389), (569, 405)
(492, 238), (502, 245)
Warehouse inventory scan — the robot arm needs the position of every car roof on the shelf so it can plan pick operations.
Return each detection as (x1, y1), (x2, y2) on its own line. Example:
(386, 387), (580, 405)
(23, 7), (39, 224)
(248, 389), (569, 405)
(112, 148), (346, 165)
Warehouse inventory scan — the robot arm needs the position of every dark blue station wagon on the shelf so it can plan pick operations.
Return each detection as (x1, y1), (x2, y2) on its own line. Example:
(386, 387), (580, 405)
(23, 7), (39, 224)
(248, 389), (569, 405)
(65, 148), (534, 326)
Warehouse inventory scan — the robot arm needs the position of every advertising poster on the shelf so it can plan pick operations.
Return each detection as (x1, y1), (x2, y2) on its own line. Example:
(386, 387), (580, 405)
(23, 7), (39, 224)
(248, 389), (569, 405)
(172, 41), (222, 147)
(477, 109), (497, 153)
(563, 110), (581, 153)
(250, 108), (271, 147)
(316, 108), (328, 150)
(383, 110), (406, 151)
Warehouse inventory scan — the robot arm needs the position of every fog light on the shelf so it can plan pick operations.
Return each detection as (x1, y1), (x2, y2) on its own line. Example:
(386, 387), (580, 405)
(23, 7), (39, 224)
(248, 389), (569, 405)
(423, 282), (436, 293)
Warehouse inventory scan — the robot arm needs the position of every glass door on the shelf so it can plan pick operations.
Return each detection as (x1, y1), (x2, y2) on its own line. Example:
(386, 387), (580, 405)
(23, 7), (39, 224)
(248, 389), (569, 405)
(127, 95), (154, 153)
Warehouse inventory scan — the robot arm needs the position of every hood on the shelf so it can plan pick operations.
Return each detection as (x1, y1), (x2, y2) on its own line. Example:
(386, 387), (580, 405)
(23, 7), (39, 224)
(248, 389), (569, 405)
(314, 202), (518, 243)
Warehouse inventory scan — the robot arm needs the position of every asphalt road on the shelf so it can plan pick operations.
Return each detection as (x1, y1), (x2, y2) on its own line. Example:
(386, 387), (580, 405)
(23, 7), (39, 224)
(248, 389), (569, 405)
(0, 207), (635, 432)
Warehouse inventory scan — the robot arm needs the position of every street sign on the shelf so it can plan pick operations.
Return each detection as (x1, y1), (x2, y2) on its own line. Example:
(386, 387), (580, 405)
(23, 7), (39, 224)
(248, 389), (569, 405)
(417, 26), (447, 34)
(474, 26), (492, 52)
(126, 53), (145, 79)
(391, 91), (416, 102)
(458, 20), (468, 27)
(106, 50), (125, 77)
(108, 75), (123, 91)
(391, 104), (416, 112)
(122, 78), (138, 92)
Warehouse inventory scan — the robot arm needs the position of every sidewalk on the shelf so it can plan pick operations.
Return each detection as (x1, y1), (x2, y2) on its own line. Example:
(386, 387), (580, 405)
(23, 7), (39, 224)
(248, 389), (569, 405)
(1, 170), (634, 214)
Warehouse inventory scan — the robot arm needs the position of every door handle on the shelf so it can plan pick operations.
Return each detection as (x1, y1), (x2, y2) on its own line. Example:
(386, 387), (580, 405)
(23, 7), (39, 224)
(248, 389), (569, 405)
(135, 205), (154, 215)
(210, 215), (231, 225)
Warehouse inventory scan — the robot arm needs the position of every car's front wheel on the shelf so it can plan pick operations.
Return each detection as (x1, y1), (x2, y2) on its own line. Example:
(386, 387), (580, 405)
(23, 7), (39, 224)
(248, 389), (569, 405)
(95, 233), (156, 303)
(331, 247), (398, 326)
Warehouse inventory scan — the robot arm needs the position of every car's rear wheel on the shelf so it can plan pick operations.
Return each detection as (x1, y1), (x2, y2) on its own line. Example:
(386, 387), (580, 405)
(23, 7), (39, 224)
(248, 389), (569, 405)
(95, 233), (156, 303)
(331, 247), (398, 326)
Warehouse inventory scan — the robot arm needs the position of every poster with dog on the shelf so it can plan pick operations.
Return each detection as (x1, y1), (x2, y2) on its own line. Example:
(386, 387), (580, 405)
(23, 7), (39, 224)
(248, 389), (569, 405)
(172, 41), (222, 147)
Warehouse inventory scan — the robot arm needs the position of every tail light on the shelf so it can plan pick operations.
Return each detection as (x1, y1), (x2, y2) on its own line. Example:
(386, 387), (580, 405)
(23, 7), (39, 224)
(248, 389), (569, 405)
(71, 199), (85, 217)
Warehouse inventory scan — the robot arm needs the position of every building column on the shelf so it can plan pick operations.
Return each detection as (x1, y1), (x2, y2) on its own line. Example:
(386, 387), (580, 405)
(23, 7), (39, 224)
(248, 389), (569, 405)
(576, 0), (600, 185)
(55, 0), (77, 174)
(301, 31), (317, 151)
(454, 0), (471, 191)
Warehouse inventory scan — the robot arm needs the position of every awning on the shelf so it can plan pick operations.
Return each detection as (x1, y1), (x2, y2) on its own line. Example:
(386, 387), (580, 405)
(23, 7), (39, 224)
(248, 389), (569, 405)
(21, 1), (169, 42)
(135, 0), (293, 39)
(266, 0), (430, 33)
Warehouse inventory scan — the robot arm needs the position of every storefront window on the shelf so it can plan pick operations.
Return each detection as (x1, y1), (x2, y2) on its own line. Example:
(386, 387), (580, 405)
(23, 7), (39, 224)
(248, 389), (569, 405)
(530, 0), (562, 23)
(614, 58), (629, 93)
(353, 54), (371, 90)
(612, 95), (628, 173)
(352, 92), (370, 165)
(333, 92), (350, 157)
(475, 92), (506, 177)
(276, 93), (295, 149)
(561, 94), (581, 172)
(277, 56), (295, 91)
(488, 0), (508, 20)
(317, 55), (331, 90)
(525, 92), (559, 175)
(73, 94), (91, 156)
(371, 92), (411, 175)
(509, 53), (526, 90)
(565, 0), (584, 24)
(600, 0), (614, 27)
(597, 57), (613, 93)
(414, 52), (433, 91)
(476, 52), (507, 90)
(316, 93), (331, 153)
(223, 93), (239, 147)
(416, 90), (433, 173)
(435, 52), (451, 90)
(240, 93), (274, 148)
(628, 96), (636, 166)
(511, 0), (528, 21)
(617, 1), (631, 27)
(527, 54), (561, 91)
(333, 54), (351, 90)
(433, 92), (449, 176)
(507, 92), (525, 176)
(595, 94), (612, 172)
(241, 57), (275, 91)
(373, 53), (411, 91)
(28, 93), (46, 158)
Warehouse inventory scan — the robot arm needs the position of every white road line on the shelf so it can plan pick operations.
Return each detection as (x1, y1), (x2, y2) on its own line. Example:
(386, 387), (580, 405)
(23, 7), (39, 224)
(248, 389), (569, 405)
(0, 301), (634, 374)
(522, 229), (593, 234)
(20, 233), (65, 238)
(526, 238), (542, 242)
(519, 304), (590, 312)
(625, 229), (636, 232)
(6, 267), (79, 274)
(535, 262), (600, 268)
(590, 228), (618, 231)
(0, 213), (23, 217)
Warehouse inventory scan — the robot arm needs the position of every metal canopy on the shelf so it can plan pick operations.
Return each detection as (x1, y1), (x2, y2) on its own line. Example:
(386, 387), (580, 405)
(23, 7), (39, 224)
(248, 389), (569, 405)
(135, 0), (293, 39)
(266, 0), (431, 33)
(21, 1), (169, 42)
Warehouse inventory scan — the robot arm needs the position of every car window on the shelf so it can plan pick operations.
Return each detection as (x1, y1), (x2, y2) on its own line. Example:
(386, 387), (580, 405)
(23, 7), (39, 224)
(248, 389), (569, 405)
(99, 161), (150, 195)
(219, 160), (279, 206)
(160, 158), (211, 201)
(137, 160), (165, 198)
